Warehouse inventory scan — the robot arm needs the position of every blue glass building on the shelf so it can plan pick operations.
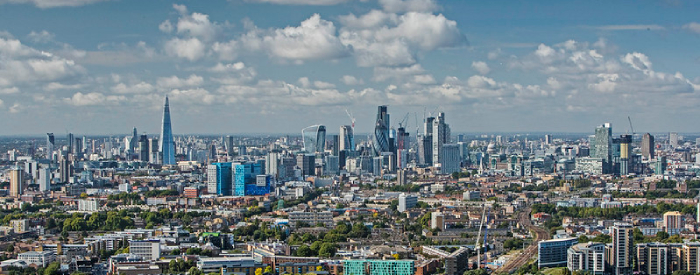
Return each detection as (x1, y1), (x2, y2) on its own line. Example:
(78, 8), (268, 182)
(234, 162), (269, 196)
(159, 96), (176, 165)
(213, 162), (233, 196)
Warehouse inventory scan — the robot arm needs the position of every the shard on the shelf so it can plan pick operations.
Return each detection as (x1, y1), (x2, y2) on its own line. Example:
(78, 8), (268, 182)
(159, 96), (175, 165)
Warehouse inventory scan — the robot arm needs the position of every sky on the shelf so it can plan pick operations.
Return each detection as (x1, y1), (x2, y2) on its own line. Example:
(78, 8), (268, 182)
(0, 0), (699, 135)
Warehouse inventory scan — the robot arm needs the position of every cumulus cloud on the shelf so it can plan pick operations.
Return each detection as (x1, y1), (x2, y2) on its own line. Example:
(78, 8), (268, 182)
(243, 14), (350, 61)
(27, 30), (55, 43)
(164, 37), (206, 61)
(340, 75), (364, 85)
(111, 82), (155, 94)
(0, 37), (85, 87)
(471, 61), (490, 75)
(64, 92), (125, 106)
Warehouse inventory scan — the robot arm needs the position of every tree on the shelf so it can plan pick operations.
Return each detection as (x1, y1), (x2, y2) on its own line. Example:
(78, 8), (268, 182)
(318, 243), (336, 257)
(44, 262), (60, 275)
(656, 231), (670, 240)
(188, 266), (204, 275)
(671, 271), (693, 275)
(296, 245), (314, 257)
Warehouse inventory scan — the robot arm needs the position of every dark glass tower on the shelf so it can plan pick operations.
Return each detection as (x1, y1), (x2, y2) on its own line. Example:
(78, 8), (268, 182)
(372, 105), (390, 156)
(159, 96), (175, 165)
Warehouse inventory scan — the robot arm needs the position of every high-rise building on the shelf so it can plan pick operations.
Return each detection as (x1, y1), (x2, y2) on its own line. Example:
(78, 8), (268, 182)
(297, 154), (315, 177)
(655, 156), (667, 175)
(38, 167), (50, 192)
(670, 132), (679, 148)
(636, 243), (673, 275)
(432, 112), (450, 165)
(441, 144), (461, 174)
(46, 133), (54, 160)
(138, 135), (149, 162)
(567, 242), (606, 275)
(265, 153), (280, 179)
(431, 212), (444, 230)
(208, 162), (232, 196)
(619, 135), (631, 175)
(592, 123), (612, 173)
(67, 133), (74, 155)
(339, 125), (354, 152)
(372, 105), (390, 156)
(302, 125), (326, 154)
(225, 136), (234, 157)
(131, 127), (138, 153)
(641, 133), (655, 160)
(418, 135), (432, 166)
(538, 238), (578, 268)
(9, 167), (22, 197)
(159, 96), (175, 165)
(59, 153), (72, 183)
(234, 162), (266, 196)
(663, 211), (683, 235)
(611, 223), (634, 275)
(149, 138), (159, 164)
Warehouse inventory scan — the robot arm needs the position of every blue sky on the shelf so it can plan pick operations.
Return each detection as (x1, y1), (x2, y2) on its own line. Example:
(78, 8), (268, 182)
(0, 0), (699, 135)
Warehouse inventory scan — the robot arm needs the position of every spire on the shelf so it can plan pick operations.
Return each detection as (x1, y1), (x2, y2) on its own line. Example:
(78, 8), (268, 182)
(159, 95), (175, 165)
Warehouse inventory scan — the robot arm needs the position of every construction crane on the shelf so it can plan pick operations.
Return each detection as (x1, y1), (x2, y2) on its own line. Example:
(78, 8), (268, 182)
(475, 204), (488, 269)
(628, 116), (639, 141)
(398, 113), (410, 128)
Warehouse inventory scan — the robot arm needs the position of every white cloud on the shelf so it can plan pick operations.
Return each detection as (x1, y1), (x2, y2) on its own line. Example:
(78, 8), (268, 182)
(211, 40), (238, 61)
(0, 37), (85, 87)
(340, 75), (364, 85)
(159, 20), (174, 33)
(372, 64), (425, 82)
(27, 30), (55, 43)
(174, 9), (223, 42)
(314, 80), (336, 89)
(378, 0), (439, 13)
(8, 103), (20, 113)
(44, 82), (83, 91)
(471, 61), (490, 75)
(683, 22), (700, 34)
(0, 87), (19, 94)
(64, 92), (125, 106)
(169, 88), (217, 105)
(209, 62), (257, 85)
(164, 37), (206, 61)
(0, 0), (108, 8)
(339, 11), (466, 67)
(622, 52), (652, 71)
(244, 14), (350, 61)
(111, 82), (155, 94)
(157, 74), (203, 89)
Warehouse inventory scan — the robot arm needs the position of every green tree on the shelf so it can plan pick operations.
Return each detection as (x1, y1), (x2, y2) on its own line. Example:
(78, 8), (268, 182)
(44, 262), (60, 275)
(296, 245), (314, 257)
(318, 243), (337, 257)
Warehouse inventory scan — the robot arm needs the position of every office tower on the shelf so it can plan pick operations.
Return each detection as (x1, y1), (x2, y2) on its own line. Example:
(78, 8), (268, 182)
(592, 123), (612, 173)
(425, 116), (435, 136)
(418, 135), (432, 165)
(149, 138), (159, 164)
(398, 193), (417, 212)
(457, 134), (464, 143)
(297, 154), (315, 177)
(611, 223), (634, 275)
(225, 135), (234, 156)
(339, 125), (354, 152)
(82, 136), (87, 154)
(138, 135), (149, 162)
(9, 167), (22, 197)
(372, 105), (390, 156)
(159, 96), (175, 165)
(331, 134), (339, 156)
(670, 132), (679, 147)
(538, 238), (578, 268)
(663, 211), (683, 235)
(324, 155), (339, 175)
(46, 133), (55, 160)
(301, 125), (326, 154)
(39, 167), (50, 192)
(130, 127), (138, 153)
(59, 152), (73, 183)
(655, 156), (667, 175)
(239, 145), (247, 156)
(234, 162), (266, 196)
(266, 153), (279, 179)
(397, 169), (408, 185)
(458, 142), (469, 164)
(545, 134), (553, 145)
(619, 135), (631, 175)
(208, 162), (232, 196)
(641, 133), (655, 159)
(67, 133), (74, 154)
(432, 112), (450, 166)
(441, 144), (461, 174)
(72, 137), (82, 158)
(209, 143), (217, 160)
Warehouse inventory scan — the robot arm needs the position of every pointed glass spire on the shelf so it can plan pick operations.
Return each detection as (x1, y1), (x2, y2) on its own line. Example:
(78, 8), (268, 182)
(159, 96), (175, 165)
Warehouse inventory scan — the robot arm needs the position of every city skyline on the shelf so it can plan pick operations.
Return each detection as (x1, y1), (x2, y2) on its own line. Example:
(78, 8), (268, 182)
(0, 0), (699, 135)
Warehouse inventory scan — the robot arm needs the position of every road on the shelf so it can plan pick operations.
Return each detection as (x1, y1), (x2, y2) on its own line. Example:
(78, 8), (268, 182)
(493, 207), (550, 274)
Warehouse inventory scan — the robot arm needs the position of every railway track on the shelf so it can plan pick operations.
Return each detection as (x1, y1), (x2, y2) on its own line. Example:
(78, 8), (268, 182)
(493, 207), (550, 274)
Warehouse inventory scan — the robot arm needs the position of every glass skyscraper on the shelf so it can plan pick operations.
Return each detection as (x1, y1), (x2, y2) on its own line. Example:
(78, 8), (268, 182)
(301, 125), (326, 154)
(159, 96), (175, 165)
(372, 105), (390, 156)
